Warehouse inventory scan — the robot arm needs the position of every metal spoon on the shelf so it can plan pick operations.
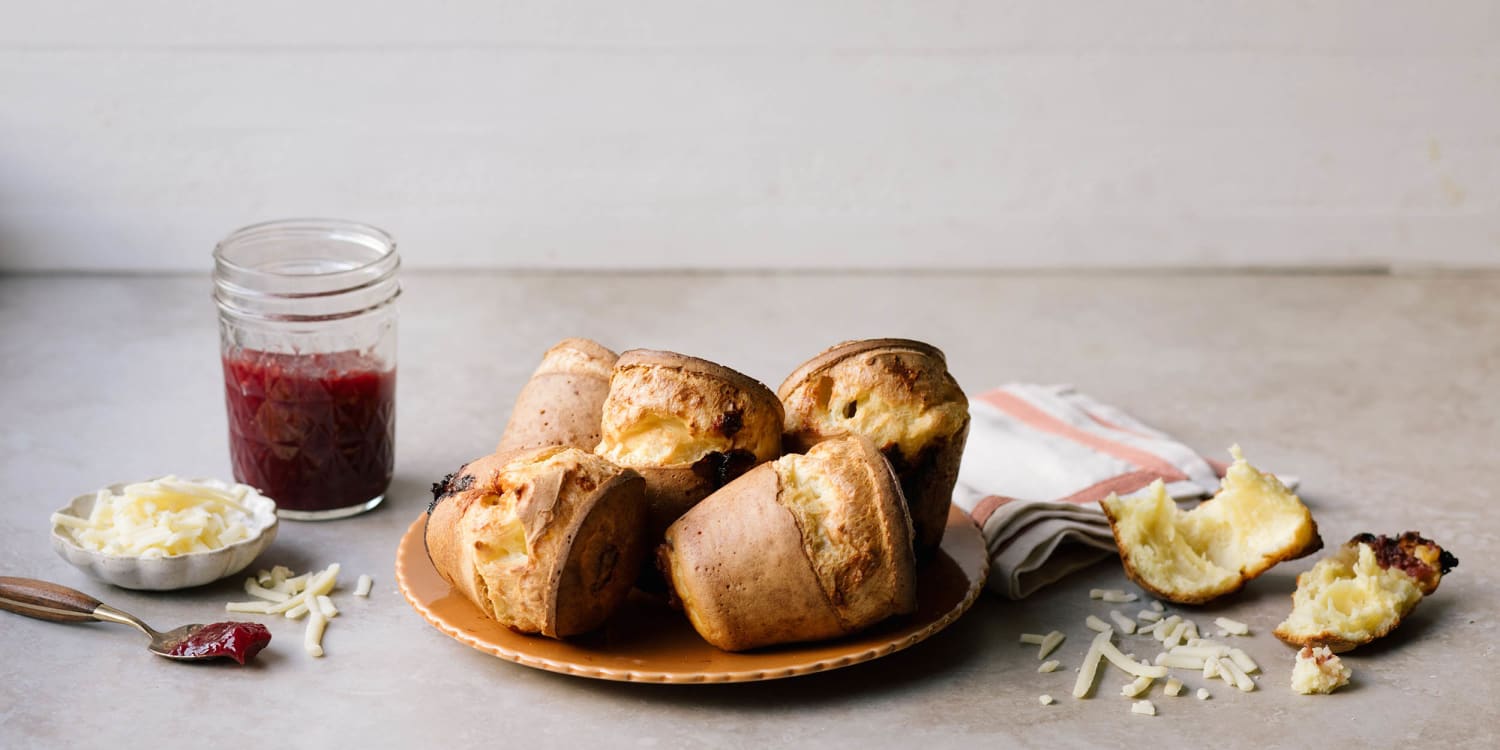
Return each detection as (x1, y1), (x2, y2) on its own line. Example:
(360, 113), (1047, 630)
(0, 576), (222, 661)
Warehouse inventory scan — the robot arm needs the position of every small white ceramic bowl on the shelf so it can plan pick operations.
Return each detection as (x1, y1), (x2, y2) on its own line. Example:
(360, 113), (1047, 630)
(50, 478), (279, 591)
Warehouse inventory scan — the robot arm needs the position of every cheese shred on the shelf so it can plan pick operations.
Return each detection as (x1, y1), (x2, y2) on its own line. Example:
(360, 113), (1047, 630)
(1072, 631), (1112, 698)
(52, 477), (266, 558)
(1121, 676), (1153, 697)
(1038, 631), (1066, 660)
(1214, 616), (1250, 636)
(1099, 639), (1169, 679)
(225, 562), (352, 660)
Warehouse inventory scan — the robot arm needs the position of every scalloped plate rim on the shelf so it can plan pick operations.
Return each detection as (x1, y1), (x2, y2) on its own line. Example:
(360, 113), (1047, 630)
(395, 505), (988, 683)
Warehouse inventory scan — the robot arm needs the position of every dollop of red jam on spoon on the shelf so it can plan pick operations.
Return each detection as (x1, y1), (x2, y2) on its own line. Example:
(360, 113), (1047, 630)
(169, 621), (272, 664)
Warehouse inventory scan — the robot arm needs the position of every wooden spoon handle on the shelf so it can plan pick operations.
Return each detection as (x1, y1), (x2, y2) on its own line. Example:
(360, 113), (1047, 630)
(0, 577), (103, 623)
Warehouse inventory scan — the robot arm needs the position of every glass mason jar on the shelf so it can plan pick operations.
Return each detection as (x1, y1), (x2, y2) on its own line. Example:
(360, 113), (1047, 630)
(213, 219), (401, 520)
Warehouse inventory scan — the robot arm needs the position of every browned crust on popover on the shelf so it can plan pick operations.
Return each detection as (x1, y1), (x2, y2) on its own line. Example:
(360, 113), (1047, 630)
(426, 447), (647, 638)
(598, 349), (784, 540)
(777, 339), (968, 558)
(496, 338), (618, 455)
(658, 434), (917, 652)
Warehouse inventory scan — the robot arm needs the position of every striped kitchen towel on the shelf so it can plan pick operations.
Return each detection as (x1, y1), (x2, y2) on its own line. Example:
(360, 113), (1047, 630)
(952, 384), (1297, 599)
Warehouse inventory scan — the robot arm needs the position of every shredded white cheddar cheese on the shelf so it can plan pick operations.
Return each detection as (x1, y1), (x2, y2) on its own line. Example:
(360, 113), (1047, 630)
(1108, 610), (1137, 634)
(1150, 600), (1165, 612)
(1164, 677), (1183, 697)
(225, 601), (273, 614)
(1085, 615), (1113, 633)
(1091, 588), (1138, 602)
(1176, 642), (1224, 654)
(1121, 676), (1153, 697)
(1099, 639), (1169, 679)
(1131, 700), (1156, 716)
(1020, 632), (1047, 645)
(1218, 657), (1256, 692)
(1137, 609), (1162, 623)
(1228, 648), (1259, 674)
(282, 571), (310, 593)
(1196, 688), (1211, 700)
(1171, 645), (1228, 659)
(51, 477), (266, 558)
(1039, 694), (1055, 706)
(354, 574), (374, 597)
(1072, 631), (1112, 698)
(1161, 621), (1188, 648)
(225, 562), (349, 659)
(244, 578), (290, 603)
(1224, 645), (1260, 675)
(1038, 631), (1066, 660)
(305, 609), (327, 657)
(1038, 660), (1061, 673)
(1214, 616), (1250, 636)
(1157, 653), (1206, 670)
(1153, 615), (1182, 642)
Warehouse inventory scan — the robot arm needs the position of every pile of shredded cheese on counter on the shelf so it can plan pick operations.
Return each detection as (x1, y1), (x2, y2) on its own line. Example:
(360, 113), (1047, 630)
(52, 477), (262, 557)
(1021, 589), (1277, 717)
(227, 565), (374, 657)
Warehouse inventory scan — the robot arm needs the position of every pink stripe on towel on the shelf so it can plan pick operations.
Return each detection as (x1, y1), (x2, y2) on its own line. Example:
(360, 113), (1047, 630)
(970, 495), (1016, 526)
(1054, 469), (1173, 506)
(978, 389), (1189, 483)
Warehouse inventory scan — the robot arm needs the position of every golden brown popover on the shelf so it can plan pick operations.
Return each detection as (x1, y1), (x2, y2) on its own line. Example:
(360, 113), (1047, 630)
(496, 338), (618, 455)
(426, 446), (648, 638)
(778, 339), (968, 557)
(595, 349), (783, 542)
(658, 434), (918, 652)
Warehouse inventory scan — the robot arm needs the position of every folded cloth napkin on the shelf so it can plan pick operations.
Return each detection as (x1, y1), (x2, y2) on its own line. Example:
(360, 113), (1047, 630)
(951, 384), (1296, 599)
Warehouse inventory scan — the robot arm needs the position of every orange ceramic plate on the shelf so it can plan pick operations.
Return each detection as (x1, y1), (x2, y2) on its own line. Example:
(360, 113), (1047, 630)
(396, 505), (988, 683)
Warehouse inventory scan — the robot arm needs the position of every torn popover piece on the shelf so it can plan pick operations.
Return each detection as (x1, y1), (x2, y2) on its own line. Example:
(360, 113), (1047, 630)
(778, 339), (969, 557)
(595, 349), (784, 542)
(1099, 446), (1322, 604)
(425, 446), (648, 638)
(1275, 532), (1457, 652)
(658, 434), (918, 652)
(1291, 646), (1351, 694)
(496, 338), (618, 455)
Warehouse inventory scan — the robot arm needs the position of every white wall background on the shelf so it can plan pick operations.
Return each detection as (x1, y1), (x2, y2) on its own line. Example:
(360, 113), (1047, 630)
(1, 1), (1497, 272)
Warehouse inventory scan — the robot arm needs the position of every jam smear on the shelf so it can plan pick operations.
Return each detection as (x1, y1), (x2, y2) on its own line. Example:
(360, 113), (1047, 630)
(223, 349), (395, 512)
(1350, 531), (1458, 593)
(169, 621), (272, 664)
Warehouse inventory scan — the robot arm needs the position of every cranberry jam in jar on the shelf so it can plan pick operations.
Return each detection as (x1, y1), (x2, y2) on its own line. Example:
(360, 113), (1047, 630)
(213, 220), (400, 520)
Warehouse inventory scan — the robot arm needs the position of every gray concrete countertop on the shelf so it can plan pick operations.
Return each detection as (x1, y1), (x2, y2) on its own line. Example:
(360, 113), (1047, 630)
(1, 271), (1496, 748)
